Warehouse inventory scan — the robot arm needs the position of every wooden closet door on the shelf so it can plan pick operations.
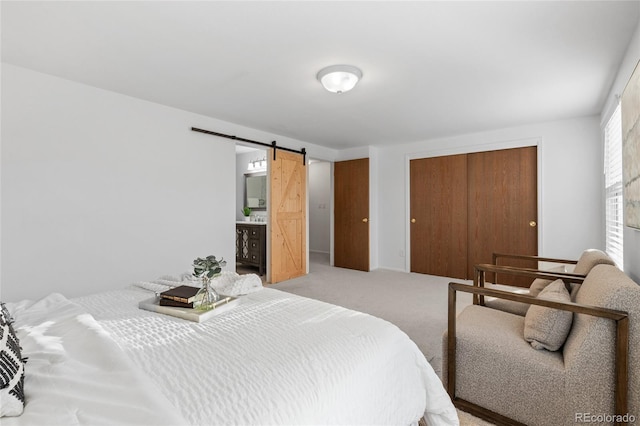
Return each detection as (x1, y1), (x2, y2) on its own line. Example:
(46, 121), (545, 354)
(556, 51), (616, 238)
(410, 155), (468, 279)
(334, 158), (369, 271)
(467, 146), (538, 286)
(269, 150), (307, 283)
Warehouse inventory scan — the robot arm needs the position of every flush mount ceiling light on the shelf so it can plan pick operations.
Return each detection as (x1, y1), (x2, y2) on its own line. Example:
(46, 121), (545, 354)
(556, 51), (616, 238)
(316, 65), (362, 94)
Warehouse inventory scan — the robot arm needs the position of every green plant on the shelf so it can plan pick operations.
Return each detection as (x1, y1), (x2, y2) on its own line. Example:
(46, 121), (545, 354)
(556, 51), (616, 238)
(242, 206), (252, 217)
(192, 255), (227, 280)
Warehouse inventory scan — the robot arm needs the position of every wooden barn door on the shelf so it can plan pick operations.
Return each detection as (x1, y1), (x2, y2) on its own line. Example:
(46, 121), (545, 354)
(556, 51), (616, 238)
(334, 158), (370, 271)
(269, 150), (307, 283)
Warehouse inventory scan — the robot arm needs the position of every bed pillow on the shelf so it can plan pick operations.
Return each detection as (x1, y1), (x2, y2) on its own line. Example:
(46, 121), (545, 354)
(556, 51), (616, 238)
(0, 303), (25, 417)
(524, 279), (573, 351)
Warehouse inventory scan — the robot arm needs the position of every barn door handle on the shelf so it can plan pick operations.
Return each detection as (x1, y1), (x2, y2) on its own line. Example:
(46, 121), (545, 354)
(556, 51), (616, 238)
(529, 220), (537, 227)
(362, 218), (369, 223)
(411, 218), (416, 223)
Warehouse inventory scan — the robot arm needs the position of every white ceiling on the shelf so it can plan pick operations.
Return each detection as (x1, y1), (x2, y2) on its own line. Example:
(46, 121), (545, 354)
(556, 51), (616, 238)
(2, 1), (639, 150)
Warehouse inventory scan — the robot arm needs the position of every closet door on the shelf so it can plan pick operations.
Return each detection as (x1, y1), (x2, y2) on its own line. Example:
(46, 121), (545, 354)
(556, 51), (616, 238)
(334, 158), (370, 271)
(410, 154), (468, 279)
(467, 146), (538, 286)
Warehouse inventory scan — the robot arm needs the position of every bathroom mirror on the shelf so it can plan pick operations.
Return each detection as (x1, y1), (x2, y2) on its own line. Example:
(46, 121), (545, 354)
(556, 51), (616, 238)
(245, 173), (267, 210)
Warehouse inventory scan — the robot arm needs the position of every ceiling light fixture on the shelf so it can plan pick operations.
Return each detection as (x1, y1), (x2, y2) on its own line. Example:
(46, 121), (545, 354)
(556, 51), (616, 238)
(316, 65), (362, 94)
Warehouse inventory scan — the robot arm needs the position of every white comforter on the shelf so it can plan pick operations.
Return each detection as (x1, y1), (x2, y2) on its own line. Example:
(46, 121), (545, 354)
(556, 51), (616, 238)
(3, 294), (186, 426)
(8, 287), (458, 425)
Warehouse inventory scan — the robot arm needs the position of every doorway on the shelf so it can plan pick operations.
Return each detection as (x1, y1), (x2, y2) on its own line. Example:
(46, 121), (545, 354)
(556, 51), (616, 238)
(308, 160), (331, 266)
(235, 145), (268, 280)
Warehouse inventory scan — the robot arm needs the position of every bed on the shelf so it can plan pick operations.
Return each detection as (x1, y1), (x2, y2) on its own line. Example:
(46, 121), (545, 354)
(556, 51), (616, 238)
(2, 276), (459, 426)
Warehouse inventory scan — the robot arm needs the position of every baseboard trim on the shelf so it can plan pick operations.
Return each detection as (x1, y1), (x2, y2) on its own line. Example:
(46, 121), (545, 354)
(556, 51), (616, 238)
(376, 267), (409, 273)
(309, 250), (330, 254)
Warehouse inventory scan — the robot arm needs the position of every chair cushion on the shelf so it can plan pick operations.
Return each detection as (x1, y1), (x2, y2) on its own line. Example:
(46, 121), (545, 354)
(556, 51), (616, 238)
(484, 298), (530, 316)
(573, 249), (615, 275)
(443, 305), (566, 425)
(0, 303), (25, 417)
(524, 279), (573, 351)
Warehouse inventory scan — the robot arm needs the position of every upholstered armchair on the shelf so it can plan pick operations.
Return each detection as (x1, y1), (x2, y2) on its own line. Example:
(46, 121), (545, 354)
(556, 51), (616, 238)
(478, 249), (616, 316)
(443, 264), (639, 425)
(491, 248), (616, 278)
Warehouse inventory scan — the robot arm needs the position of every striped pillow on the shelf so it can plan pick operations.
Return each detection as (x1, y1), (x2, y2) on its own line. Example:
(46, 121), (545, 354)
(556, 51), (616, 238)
(0, 303), (25, 417)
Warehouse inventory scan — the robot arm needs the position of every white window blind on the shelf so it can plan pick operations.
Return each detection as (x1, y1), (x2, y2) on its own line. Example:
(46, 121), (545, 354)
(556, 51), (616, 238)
(604, 104), (623, 269)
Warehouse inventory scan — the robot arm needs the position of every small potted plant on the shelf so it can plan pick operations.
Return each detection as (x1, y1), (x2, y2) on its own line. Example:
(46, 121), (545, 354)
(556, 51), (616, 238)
(192, 255), (227, 311)
(242, 206), (252, 222)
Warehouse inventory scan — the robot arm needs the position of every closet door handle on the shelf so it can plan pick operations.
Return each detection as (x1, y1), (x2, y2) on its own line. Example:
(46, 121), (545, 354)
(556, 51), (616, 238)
(411, 218), (416, 223)
(362, 218), (369, 223)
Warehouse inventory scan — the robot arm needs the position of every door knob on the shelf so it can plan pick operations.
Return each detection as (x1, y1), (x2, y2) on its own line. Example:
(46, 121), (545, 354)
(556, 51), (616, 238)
(411, 218), (416, 223)
(529, 220), (537, 227)
(362, 218), (368, 223)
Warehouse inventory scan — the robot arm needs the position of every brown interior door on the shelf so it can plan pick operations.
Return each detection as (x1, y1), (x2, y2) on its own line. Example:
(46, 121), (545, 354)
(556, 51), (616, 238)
(467, 146), (538, 286)
(334, 158), (369, 271)
(410, 155), (468, 279)
(269, 150), (307, 283)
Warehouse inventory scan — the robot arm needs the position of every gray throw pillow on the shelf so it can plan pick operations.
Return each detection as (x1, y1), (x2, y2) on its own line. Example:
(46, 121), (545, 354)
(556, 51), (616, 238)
(528, 278), (552, 297)
(528, 265), (569, 297)
(524, 279), (573, 351)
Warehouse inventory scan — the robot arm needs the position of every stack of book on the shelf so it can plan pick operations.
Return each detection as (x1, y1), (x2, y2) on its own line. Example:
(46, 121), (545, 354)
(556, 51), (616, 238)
(159, 285), (200, 308)
(139, 285), (240, 323)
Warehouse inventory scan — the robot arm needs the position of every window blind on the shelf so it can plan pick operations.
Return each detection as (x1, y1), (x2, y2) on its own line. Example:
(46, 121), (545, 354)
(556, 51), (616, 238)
(604, 104), (623, 269)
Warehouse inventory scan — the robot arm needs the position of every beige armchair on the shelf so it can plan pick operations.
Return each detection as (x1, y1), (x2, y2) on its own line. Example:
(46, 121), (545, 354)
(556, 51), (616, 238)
(478, 249), (616, 316)
(443, 264), (639, 425)
(491, 248), (616, 278)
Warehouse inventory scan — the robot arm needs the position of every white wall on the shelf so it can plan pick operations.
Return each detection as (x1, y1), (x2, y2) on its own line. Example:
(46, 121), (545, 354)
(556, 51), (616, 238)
(375, 116), (603, 272)
(1, 64), (237, 302)
(1, 64), (334, 302)
(308, 161), (331, 253)
(601, 17), (640, 282)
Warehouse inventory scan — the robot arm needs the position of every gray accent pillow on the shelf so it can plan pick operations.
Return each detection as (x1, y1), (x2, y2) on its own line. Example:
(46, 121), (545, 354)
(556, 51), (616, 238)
(528, 265), (569, 297)
(528, 278), (553, 297)
(524, 279), (573, 351)
(0, 303), (25, 417)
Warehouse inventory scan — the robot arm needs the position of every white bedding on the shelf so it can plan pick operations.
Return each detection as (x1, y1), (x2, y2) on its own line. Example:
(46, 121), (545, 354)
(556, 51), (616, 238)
(3, 294), (186, 426)
(7, 286), (458, 425)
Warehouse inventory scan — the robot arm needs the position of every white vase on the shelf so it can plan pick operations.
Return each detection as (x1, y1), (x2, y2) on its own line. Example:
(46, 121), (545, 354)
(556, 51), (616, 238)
(244, 216), (251, 222)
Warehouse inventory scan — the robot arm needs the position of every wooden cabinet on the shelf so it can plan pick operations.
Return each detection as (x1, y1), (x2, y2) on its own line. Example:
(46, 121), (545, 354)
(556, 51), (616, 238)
(236, 223), (266, 276)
